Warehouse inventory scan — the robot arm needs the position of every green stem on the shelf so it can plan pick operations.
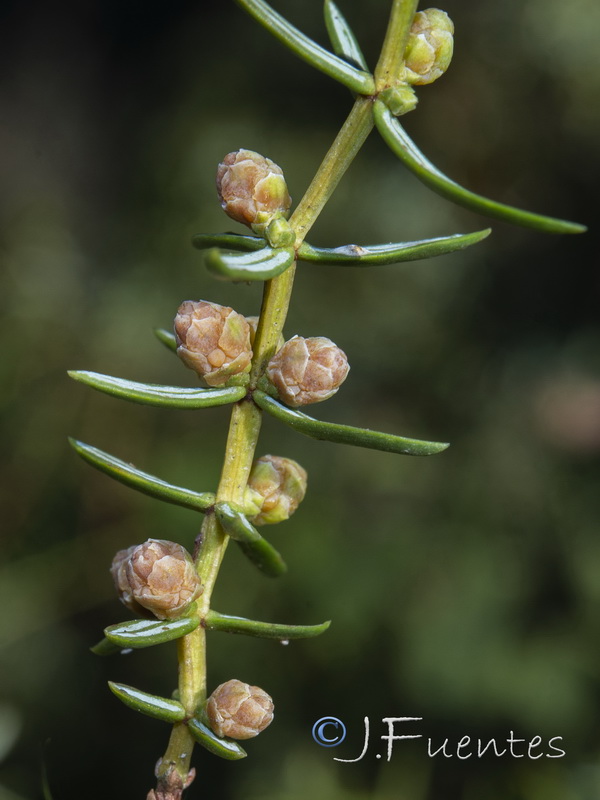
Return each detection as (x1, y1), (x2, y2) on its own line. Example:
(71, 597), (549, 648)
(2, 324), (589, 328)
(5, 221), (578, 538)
(374, 0), (418, 90)
(155, 5), (414, 788)
(250, 95), (374, 381)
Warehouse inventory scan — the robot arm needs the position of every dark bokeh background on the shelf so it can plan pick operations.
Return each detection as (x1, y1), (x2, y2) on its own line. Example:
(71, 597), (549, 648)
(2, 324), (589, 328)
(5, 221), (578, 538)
(1, 1), (599, 798)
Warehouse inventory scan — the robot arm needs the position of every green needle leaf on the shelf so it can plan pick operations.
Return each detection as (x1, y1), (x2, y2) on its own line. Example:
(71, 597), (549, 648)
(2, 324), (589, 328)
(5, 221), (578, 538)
(205, 610), (330, 640)
(254, 391), (449, 456)
(154, 327), (177, 352)
(69, 438), (215, 512)
(205, 246), (295, 282)
(187, 714), (247, 760)
(298, 228), (491, 266)
(215, 502), (287, 578)
(90, 637), (124, 656)
(234, 0), (374, 94)
(108, 682), (186, 723)
(68, 370), (247, 408)
(104, 613), (200, 649)
(373, 100), (587, 235)
(324, 0), (368, 70)
(192, 232), (266, 253)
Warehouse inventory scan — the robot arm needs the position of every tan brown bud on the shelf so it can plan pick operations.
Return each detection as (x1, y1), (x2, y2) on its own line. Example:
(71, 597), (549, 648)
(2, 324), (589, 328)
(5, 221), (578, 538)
(175, 300), (252, 387)
(244, 454), (307, 525)
(216, 149), (291, 231)
(266, 335), (349, 407)
(206, 679), (274, 740)
(114, 539), (202, 620)
(404, 9), (454, 85)
(111, 545), (148, 617)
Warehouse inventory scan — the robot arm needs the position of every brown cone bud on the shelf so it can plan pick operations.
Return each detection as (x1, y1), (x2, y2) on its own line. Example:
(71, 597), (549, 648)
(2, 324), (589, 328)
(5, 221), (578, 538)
(404, 9), (454, 85)
(114, 539), (202, 620)
(266, 335), (349, 407)
(175, 300), (252, 387)
(216, 149), (291, 231)
(244, 454), (307, 525)
(206, 679), (274, 740)
(111, 545), (149, 617)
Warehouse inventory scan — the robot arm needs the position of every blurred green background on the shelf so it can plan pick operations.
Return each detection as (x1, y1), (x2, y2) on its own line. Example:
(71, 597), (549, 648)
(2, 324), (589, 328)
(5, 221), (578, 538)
(1, 0), (599, 798)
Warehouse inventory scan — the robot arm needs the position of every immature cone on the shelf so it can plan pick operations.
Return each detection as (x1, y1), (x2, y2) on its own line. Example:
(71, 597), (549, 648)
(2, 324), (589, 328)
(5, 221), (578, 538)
(244, 454), (307, 525)
(206, 679), (274, 740)
(111, 545), (148, 617)
(404, 9), (454, 85)
(113, 539), (202, 620)
(175, 300), (252, 387)
(216, 149), (292, 231)
(266, 335), (349, 407)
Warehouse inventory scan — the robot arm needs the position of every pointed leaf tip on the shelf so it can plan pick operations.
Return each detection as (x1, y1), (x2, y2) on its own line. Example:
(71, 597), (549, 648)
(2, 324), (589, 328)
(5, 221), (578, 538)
(233, 0), (374, 94)
(108, 681), (186, 723)
(69, 438), (214, 512)
(373, 100), (586, 235)
(254, 391), (449, 456)
(324, 0), (368, 71)
(68, 370), (246, 408)
(297, 228), (491, 266)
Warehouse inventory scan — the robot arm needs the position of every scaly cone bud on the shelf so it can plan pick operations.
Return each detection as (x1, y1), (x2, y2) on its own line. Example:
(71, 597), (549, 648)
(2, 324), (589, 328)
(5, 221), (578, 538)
(266, 335), (349, 407)
(216, 149), (292, 236)
(206, 679), (274, 740)
(244, 454), (307, 525)
(404, 9), (454, 86)
(175, 300), (252, 387)
(113, 539), (202, 620)
(111, 545), (149, 617)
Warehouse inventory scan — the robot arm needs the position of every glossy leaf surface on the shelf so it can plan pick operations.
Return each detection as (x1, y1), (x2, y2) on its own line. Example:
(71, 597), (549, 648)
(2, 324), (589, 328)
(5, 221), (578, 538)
(297, 228), (490, 265)
(70, 439), (215, 512)
(205, 245), (295, 281)
(215, 502), (287, 577)
(324, 0), (368, 70)
(108, 681), (186, 722)
(90, 637), (123, 656)
(205, 610), (330, 640)
(104, 614), (200, 649)
(192, 232), (265, 253)
(254, 391), (449, 456)
(234, 0), (374, 94)
(187, 715), (247, 760)
(373, 100), (586, 235)
(68, 370), (246, 408)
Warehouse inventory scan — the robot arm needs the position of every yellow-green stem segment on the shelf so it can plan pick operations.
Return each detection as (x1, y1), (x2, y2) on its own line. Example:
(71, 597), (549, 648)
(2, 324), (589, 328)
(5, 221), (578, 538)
(156, 0), (420, 790)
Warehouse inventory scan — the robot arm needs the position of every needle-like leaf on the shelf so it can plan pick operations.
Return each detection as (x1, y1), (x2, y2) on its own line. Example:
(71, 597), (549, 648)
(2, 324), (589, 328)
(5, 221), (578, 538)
(154, 327), (177, 352)
(297, 228), (491, 265)
(204, 610), (330, 640)
(205, 245), (295, 281)
(192, 232), (265, 253)
(373, 100), (586, 235)
(187, 714), (247, 760)
(254, 391), (449, 456)
(324, 0), (368, 70)
(68, 370), (246, 408)
(104, 614), (200, 649)
(234, 0), (374, 94)
(69, 438), (215, 512)
(108, 682), (186, 723)
(215, 502), (287, 578)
